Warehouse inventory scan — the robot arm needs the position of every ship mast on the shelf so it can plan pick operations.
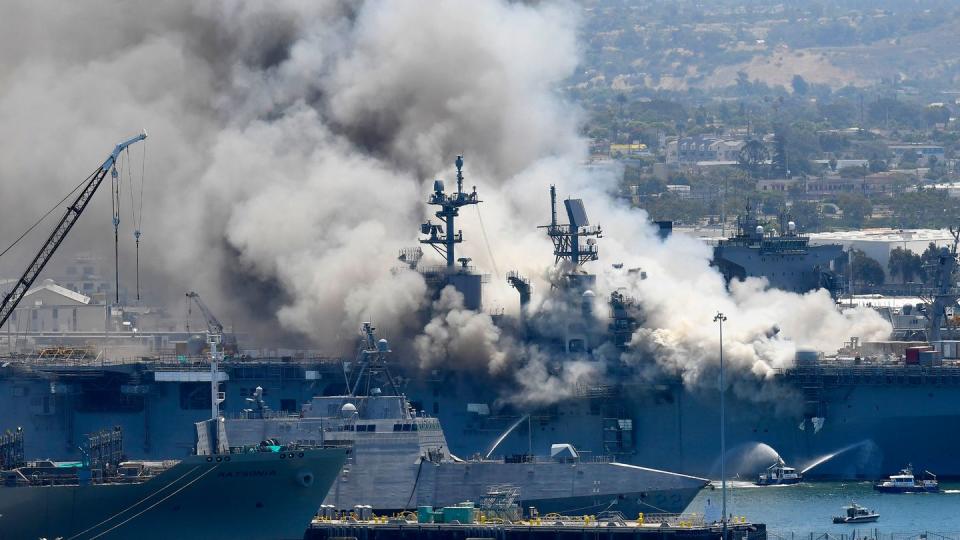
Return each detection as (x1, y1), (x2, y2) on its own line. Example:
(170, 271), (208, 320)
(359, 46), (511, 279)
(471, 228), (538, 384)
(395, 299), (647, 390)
(924, 227), (960, 342)
(348, 322), (401, 398)
(539, 185), (602, 268)
(419, 155), (480, 268)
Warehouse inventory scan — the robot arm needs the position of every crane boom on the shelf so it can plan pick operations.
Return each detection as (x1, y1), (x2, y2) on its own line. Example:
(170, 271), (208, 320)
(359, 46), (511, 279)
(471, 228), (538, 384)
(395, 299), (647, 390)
(185, 291), (224, 335)
(0, 131), (148, 329)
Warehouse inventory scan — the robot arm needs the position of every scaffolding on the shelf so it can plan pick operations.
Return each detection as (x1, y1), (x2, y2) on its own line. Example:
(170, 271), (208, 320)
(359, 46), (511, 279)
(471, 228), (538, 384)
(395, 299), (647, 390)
(0, 427), (24, 470)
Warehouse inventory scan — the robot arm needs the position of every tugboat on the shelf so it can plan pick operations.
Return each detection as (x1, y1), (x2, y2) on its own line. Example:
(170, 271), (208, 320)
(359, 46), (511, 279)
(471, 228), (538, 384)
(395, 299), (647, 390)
(833, 503), (880, 524)
(756, 458), (802, 485)
(874, 465), (939, 493)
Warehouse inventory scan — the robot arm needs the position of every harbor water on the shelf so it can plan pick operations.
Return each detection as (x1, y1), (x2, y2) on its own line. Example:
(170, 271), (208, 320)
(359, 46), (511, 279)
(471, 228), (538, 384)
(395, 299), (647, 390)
(690, 481), (960, 537)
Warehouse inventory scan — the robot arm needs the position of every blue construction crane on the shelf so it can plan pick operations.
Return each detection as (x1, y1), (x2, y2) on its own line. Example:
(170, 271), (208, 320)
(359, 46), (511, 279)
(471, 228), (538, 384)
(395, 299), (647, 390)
(0, 131), (147, 328)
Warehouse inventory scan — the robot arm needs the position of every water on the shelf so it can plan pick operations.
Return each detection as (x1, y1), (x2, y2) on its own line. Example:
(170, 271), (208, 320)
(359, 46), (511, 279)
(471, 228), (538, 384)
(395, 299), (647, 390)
(800, 440), (879, 475)
(689, 481), (960, 536)
(484, 414), (529, 459)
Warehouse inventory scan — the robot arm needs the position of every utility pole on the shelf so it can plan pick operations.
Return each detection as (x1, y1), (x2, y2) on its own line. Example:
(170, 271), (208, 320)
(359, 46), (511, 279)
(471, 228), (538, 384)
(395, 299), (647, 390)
(714, 311), (728, 540)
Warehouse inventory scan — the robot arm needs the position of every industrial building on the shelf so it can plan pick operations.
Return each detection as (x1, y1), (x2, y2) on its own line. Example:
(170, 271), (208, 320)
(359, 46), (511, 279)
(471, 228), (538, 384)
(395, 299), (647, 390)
(809, 228), (956, 280)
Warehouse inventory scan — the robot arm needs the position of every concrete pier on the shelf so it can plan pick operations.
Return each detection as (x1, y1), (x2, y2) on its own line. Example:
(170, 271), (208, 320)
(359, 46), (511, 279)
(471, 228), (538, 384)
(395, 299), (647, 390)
(304, 518), (766, 540)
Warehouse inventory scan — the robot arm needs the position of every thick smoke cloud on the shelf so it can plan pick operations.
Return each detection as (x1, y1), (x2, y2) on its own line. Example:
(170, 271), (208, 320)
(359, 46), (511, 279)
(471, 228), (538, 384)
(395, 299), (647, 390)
(0, 1), (890, 404)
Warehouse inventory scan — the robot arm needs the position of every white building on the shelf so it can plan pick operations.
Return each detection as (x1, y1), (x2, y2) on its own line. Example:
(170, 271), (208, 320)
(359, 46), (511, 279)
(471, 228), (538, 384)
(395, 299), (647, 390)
(5, 279), (107, 333)
(809, 229), (955, 279)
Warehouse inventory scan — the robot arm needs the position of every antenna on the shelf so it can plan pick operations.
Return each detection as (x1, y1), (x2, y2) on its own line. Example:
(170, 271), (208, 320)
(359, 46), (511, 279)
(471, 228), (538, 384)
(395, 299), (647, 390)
(540, 186), (601, 267)
(419, 156), (481, 267)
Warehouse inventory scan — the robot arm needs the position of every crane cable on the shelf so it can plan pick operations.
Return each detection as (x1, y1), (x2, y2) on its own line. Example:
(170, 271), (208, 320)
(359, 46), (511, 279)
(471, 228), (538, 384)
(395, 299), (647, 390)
(126, 142), (147, 302)
(111, 152), (123, 305)
(474, 205), (501, 279)
(0, 173), (92, 260)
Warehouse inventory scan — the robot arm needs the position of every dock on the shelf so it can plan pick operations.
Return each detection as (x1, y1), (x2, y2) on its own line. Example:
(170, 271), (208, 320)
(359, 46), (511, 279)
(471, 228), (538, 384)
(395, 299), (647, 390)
(305, 515), (766, 540)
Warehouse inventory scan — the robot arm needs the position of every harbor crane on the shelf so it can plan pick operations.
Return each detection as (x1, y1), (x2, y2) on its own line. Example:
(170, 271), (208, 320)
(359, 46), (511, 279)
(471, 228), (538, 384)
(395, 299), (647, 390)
(0, 131), (147, 329)
(185, 290), (227, 420)
(185, 291), (224, 336)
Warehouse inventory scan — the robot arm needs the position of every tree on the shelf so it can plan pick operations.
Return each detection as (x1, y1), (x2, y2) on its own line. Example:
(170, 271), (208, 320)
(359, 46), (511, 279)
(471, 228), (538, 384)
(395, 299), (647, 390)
(828, 157), (838, 171)
(838, 165), (867, 178)
(920, 242), (943, 282)
(868, 158), (888, 173)
(789, 201), (821, 231)
(924, 105), (951, 127)
(771, 128), (789, 178)
(887, 247), (923, 283)
(834, 193), (872, 227)
(737, 139), (768, 178)
(791, 75), (809, 96)
(850, 249), (885, 286)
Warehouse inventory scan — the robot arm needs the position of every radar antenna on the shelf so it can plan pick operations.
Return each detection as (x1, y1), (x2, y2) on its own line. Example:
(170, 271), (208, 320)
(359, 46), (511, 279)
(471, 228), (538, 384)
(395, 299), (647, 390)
(539, 185), (601, 266)
(347, 322), (402, 398)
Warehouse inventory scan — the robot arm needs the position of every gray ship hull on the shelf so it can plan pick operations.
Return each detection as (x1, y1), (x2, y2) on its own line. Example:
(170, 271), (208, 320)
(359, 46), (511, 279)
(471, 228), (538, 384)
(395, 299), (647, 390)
(4, 362), (960, 479)
(419, 370), (960, 479)
(223, 395), (709, 517)
(0, 447), (347, 540)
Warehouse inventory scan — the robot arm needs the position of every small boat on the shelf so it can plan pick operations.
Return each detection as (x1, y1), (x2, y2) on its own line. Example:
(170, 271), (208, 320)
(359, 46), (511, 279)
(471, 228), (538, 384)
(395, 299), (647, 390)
(756, 458), (802, 485)
(833, 503), (879, 524)
(874, 464), (939, 493)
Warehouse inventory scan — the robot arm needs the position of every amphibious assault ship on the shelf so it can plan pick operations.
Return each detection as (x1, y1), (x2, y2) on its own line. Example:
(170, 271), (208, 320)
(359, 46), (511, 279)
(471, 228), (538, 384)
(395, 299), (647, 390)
(222, 323), (707, 516)
(712, 204), (844, 295)
(4, 155), (960, 482)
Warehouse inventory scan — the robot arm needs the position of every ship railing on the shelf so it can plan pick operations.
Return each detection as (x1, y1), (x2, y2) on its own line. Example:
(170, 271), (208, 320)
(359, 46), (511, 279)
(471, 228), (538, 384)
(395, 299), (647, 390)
(777, 364), (960, 383)
(488, 454), (614, 464)
(573, 383), (620, 398)
(641, 512), (706, 526)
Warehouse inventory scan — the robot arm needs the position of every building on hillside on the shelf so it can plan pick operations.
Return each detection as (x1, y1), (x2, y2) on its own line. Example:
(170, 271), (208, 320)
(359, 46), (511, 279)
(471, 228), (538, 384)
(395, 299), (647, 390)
(609, 142), (648, 157)
(917, 182), (960, 198)
(665, 136), (745, 164)
(757, 178), (801, 192)
(804, 172), (907, 197)
(888, 144), (945, 165)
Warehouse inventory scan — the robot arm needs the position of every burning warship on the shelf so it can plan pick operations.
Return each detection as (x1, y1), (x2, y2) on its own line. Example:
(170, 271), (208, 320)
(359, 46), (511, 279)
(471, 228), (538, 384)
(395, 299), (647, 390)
(1, 154), (960, 484)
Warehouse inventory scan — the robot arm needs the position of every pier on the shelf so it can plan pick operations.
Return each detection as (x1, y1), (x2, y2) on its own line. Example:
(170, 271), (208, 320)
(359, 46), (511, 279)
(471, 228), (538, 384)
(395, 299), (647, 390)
(304, 515), (766, 540)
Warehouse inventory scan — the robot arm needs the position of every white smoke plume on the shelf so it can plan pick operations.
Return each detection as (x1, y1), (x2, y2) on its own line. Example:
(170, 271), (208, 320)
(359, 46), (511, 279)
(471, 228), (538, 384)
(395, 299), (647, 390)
(415, 286), (508, 374)
(0, 1), (891, 405)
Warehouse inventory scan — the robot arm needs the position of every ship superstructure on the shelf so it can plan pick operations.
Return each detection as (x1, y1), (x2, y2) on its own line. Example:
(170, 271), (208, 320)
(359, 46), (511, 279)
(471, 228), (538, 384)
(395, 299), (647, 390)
(414, 155), (486, 310)
(712, 204), (844, 295)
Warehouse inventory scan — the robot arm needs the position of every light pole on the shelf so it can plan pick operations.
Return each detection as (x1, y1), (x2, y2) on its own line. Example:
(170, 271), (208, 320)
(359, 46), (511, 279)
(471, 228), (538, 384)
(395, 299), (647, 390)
(714, 311), (728, 539)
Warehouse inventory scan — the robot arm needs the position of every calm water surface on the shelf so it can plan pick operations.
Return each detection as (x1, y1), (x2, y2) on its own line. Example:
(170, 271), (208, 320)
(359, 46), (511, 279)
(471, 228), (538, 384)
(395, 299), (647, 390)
(689, 481), (960, 536)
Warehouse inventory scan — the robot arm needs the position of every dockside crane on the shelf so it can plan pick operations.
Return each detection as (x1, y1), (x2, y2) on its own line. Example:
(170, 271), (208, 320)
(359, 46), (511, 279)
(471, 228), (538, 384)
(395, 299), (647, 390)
(0, 131), (147, 329)
(185, 291), (227, 420)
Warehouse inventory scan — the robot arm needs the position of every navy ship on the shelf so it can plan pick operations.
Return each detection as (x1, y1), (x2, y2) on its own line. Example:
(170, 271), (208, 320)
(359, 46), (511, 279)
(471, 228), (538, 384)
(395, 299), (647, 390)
(222, 323), (707, 516)
(3, 154), (960, 484)
(0, 421), (347, 540)
(712, 204), (844, 295)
